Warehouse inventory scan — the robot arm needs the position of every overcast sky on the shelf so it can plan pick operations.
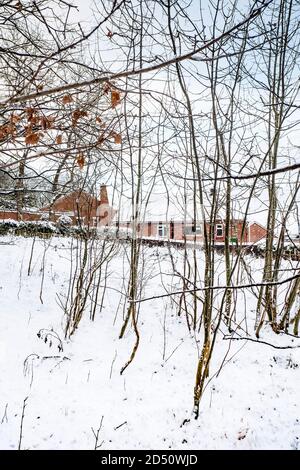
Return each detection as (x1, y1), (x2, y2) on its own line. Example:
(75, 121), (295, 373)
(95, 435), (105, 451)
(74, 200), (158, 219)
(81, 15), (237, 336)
(70, 0), (96, 24)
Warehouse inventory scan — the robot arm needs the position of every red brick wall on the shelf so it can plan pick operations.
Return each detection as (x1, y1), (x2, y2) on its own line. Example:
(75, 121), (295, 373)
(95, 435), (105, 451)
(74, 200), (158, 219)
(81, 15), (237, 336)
(0, 211), (18, 221)
(249, 223), (267, 243)
(21, 213), (41, 222)
(40, 191), (116, 227)
(0, 211), (40, 222)
(45, 192), (98, 226)
(174, 222), (184, 240)
(233, 222), (248, 243)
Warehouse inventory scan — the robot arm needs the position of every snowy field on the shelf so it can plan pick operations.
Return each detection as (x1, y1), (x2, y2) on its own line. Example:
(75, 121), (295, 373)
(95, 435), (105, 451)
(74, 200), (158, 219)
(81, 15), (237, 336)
(0, 235), (299, 450)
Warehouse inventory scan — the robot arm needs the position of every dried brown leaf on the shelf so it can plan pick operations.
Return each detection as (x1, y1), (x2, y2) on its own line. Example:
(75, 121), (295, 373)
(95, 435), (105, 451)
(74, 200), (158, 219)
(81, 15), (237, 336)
(77, 153), (85, 169)
(97, 135), (105, 146)
(114, 133), (122, 144)
(72, 109), (88, 127)
(0, 126), (8, 140)
(25, 132), (40, 145)
(10, 113), (21, 124)
(41, 116), (55, 130)
(111, 89), (121, 108)
(62, 94), (73, 105)
(26, 107), (38, 123)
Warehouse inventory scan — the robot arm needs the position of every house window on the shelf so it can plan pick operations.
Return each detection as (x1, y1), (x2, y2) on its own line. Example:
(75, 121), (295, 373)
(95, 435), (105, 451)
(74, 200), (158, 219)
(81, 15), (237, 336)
(92, 217), (98, 227)
(184, 223), (201, 235)
(157, 223), (167, 238)
(216, 224), (223, 238)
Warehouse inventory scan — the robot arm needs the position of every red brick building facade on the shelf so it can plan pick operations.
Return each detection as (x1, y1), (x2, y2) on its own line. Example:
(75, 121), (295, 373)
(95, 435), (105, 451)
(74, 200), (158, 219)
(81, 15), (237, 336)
(41, 186), (116, 227)
(0, 185), (116, 228)
(119, 218), (267, 245)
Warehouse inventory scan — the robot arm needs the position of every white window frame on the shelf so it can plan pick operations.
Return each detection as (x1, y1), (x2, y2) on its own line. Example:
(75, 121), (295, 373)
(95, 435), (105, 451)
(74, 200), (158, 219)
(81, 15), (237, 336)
(216, 223), (223, 238)
(184, 223), (202, 235)
(157, 223), (167, 238)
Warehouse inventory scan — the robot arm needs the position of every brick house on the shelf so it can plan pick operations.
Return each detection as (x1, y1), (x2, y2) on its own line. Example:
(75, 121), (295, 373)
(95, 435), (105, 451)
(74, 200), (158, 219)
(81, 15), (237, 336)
(0, 184), (267, 245)
(118, 218), (267, 245)
(0, 185), (116, 228)
(40, 185), (116, 227)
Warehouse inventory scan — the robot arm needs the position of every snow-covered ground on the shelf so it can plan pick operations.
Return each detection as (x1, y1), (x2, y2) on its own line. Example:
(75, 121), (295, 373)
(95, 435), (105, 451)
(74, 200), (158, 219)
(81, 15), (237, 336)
(0, 235), (299, 450)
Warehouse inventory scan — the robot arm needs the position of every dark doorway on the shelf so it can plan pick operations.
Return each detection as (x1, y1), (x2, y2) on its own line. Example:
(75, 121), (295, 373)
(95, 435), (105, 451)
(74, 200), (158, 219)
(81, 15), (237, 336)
(170, 220), (174, 239)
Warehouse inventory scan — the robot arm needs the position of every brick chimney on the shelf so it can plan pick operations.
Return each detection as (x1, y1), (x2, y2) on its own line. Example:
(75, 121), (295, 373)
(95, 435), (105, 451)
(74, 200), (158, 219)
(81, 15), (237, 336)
(100, 185), (109, 205)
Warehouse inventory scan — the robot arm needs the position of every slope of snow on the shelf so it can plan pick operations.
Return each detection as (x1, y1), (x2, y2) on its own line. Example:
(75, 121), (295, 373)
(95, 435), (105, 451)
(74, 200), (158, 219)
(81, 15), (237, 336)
(0, 235), (299, 450)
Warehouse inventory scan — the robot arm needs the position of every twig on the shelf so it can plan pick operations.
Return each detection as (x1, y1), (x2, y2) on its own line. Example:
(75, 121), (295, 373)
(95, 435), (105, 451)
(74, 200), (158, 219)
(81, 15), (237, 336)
(132, 273), (300, 304)
(3, 1), (272, 106)
(163, 339), (184, 364)
(223, 335), (300, 350)
(1, 403), (8, 424)
(42, 355), (70, 360)
(23, 354), (39, 388)
(114, 421), (127, 430)
(37, 329), (64, 352)
(18, 397), (28, 450)
(91, 415), (104, 450)
(109, 350), (117, 379)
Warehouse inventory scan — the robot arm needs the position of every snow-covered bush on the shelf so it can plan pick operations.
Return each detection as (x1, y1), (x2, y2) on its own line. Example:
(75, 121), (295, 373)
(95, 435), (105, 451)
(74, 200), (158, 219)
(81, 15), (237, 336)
(57, 215), (72, 227)
(40, 212), (50, 221)
(0, 219), (24, 234)
(0, 217), (112, 240)
(23, 220), (57, 234)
